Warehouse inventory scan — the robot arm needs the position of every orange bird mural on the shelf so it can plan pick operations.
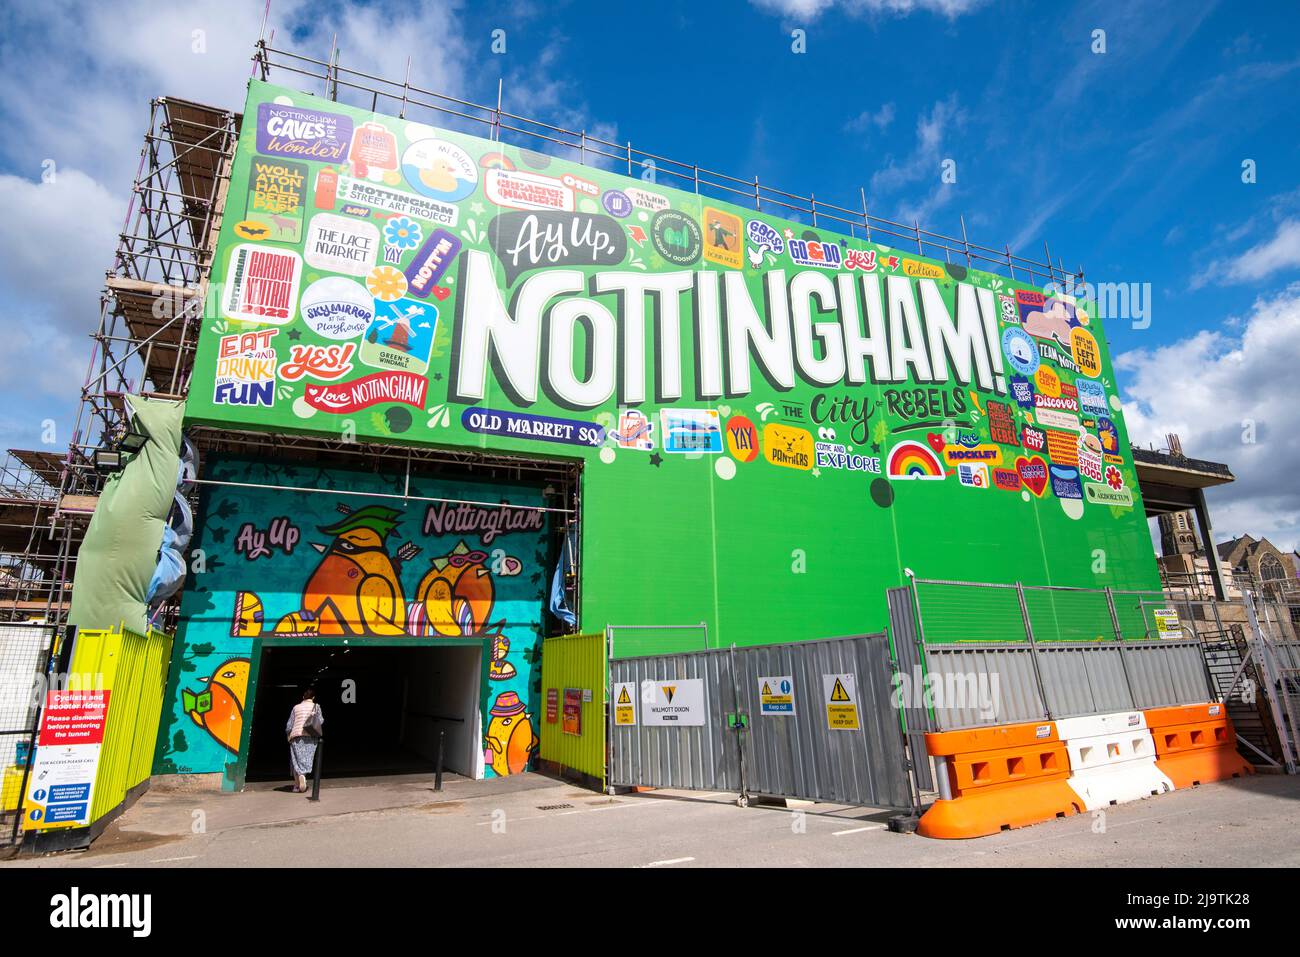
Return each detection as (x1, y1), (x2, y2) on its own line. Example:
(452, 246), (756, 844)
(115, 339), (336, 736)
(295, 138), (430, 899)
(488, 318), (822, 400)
(414, 541), (497, 637)
(183, 658), (250, 754)
(301, 505), (408, 636)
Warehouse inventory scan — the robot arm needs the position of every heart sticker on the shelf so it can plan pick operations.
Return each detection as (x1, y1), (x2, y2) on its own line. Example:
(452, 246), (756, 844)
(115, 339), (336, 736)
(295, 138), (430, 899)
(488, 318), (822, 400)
(1016, 455), (1048, 497)
(432, 286), (451, 301)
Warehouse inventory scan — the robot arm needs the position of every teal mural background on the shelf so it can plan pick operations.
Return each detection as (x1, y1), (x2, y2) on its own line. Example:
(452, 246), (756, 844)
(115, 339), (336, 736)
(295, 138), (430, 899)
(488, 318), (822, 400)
(155, 459), (549, 783)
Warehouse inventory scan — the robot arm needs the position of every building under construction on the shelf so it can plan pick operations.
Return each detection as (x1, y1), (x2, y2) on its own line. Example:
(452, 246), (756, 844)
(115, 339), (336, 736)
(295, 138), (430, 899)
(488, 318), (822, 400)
(3, 37), (1298, 850)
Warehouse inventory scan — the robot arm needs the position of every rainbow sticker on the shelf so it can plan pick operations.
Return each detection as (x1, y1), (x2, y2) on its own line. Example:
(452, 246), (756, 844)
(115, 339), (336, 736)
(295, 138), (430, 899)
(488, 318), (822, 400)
(478, 151), (516, 171)
(887, 440), (945, 481)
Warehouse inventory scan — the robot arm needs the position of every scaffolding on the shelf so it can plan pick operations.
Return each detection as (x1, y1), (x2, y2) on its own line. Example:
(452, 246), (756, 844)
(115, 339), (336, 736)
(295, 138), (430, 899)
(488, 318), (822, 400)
(0, 37), (1089, 630)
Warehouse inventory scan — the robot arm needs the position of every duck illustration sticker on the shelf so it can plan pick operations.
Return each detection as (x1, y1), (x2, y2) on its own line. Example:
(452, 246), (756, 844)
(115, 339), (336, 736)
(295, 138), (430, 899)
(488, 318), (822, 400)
(401, 138), (478, 202)
(183, 658), (251, 754)
(484, 691), (538, 776)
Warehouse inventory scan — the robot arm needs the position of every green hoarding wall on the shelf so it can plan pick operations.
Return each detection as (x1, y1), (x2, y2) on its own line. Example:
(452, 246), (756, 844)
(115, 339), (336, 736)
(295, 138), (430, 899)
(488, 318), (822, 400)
(186, 79), (1159, 651)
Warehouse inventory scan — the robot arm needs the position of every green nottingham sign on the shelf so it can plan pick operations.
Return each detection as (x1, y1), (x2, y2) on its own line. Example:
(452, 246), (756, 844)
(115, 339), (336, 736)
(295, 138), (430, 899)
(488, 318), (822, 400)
(187, 79), (1159, 647)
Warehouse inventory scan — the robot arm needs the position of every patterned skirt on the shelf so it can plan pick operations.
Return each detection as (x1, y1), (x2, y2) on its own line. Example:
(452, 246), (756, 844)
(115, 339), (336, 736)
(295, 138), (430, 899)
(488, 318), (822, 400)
(289, 736), (319, 777)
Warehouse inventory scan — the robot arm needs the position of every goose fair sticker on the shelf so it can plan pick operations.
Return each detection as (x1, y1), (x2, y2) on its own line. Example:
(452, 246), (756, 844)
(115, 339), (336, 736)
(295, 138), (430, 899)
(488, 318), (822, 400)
(401, 138), (478, 202)
(299, 277), (374, 340)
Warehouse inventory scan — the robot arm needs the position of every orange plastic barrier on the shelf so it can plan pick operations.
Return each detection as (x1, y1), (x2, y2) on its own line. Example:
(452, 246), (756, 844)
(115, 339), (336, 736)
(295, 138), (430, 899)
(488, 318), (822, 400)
(1143, 703), (1255, 789)
(918, 720), (1083, 839)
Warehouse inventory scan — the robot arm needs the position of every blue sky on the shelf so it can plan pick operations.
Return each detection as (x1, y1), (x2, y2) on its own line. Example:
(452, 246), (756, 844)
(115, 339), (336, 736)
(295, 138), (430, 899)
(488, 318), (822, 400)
(1, 0), (1298, 550)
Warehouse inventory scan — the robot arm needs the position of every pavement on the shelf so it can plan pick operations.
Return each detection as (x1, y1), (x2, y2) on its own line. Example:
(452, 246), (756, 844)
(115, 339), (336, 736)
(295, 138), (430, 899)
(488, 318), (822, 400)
(3, 771), (1298, 868)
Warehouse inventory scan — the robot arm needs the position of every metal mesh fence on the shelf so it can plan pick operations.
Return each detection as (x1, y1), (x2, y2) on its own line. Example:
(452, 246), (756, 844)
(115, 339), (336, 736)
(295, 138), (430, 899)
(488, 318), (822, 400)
(608, 623), (710, 660)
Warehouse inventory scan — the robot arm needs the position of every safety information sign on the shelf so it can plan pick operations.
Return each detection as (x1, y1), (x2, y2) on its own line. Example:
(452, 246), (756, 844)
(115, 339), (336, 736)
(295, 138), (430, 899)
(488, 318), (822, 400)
(758, 676), (795, 716)
(24, 689), (109, 831)
(641, 678), (705, 726)
(1153, 608), (1183, 637)
(823, 674), (860, 731)
(613, 682), (637, 726)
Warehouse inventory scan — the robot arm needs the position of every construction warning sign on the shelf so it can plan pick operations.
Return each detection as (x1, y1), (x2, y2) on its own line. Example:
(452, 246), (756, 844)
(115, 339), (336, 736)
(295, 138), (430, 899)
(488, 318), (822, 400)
(823, 673), (860, 731)
(1153, 608), (1183, 637)
(613, 682), (637, 726)
(758, 675), (795, 716)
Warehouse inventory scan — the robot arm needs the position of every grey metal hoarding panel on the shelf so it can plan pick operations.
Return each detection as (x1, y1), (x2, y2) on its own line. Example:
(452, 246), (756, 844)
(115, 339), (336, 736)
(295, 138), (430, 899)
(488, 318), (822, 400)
(922, 644), (1047, 729)
(1035, 645), (1134, 718)
(734, 635), (913, 811)
(1121, 641), (1213, 709)
(885, 586), (934, 791)
(608, 651), (740, 791)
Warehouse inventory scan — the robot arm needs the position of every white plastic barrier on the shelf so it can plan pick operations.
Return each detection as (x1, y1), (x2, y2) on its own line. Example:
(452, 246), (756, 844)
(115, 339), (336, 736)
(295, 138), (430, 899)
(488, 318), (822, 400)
(1055, 711), (1175, 811)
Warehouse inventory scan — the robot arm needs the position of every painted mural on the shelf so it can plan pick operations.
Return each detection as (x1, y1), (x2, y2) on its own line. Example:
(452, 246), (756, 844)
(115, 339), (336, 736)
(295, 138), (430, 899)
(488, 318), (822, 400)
(156, 459), (548, 785)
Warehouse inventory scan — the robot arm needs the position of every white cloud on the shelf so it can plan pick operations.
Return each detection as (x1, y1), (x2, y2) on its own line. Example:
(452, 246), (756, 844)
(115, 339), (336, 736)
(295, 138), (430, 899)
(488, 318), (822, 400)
(1117, 283), (1300, 551)
(1218, 219), (1300, 284)
(0, 171), (123, 335)
(751, 0), (985, 19)
(867, 95), (965, 224)
(845, 102), (896, 134)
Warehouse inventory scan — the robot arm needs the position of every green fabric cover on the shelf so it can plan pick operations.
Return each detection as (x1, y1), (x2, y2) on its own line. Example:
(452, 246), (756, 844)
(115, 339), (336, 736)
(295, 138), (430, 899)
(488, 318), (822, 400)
(68, 395), (185, 634)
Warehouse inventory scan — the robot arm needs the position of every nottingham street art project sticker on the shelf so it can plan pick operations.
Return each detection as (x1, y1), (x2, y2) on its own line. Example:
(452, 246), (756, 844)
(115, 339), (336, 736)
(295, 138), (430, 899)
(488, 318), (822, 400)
(402, 138), (478, 202)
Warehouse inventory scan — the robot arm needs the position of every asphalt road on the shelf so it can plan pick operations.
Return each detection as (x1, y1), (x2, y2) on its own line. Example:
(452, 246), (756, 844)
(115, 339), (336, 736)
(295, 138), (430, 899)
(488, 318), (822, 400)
(4, 772), (1298, 868)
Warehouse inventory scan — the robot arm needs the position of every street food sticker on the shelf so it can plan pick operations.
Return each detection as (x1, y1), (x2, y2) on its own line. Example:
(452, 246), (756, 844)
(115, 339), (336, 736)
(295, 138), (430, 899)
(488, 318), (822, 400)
(758, 676), (796, 716)
(613, 682), (637, 726)
(823, 674), (859, 731)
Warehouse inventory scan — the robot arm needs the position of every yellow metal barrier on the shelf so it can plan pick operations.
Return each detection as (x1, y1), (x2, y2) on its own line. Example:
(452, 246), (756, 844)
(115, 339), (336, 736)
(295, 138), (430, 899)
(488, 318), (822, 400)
(66, 623), (174, 827)
(538, 632), (607, 787)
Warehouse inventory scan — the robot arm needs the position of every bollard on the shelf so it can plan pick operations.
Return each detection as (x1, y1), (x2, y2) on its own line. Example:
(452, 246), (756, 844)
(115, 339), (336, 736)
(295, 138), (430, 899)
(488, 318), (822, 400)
(308, 738), (323, 802)
(434, 730), (445, 792)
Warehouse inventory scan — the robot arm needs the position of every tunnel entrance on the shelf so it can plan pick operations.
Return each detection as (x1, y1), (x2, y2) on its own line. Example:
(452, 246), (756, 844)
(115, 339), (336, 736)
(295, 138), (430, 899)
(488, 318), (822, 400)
(244, 642), (484, 783)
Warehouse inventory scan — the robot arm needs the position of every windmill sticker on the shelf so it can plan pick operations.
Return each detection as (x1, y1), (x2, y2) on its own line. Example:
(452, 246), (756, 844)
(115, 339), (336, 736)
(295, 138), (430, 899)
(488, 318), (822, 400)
(361, 297), (437, 375)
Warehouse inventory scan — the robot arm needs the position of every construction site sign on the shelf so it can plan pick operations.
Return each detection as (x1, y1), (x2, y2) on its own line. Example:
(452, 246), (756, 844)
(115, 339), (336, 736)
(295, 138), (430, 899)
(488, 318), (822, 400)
(613, 682), (637, 726)
(823, 674), (860, 731)
(758, 675), (795, 716)
(641, 679), (705, 726)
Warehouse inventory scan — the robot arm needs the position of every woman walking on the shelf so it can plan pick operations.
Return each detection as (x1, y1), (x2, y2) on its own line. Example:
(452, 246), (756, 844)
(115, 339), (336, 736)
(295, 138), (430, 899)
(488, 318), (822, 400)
(286, 688), (323, 793)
